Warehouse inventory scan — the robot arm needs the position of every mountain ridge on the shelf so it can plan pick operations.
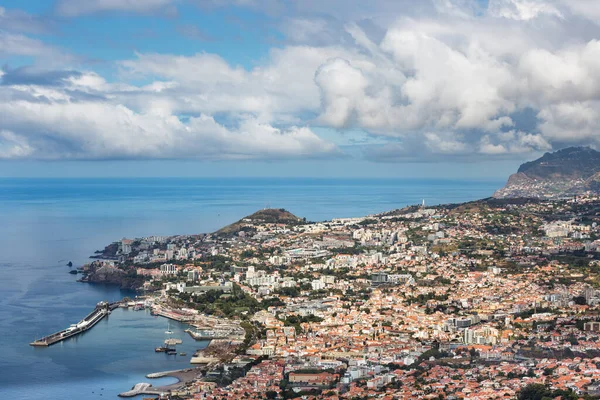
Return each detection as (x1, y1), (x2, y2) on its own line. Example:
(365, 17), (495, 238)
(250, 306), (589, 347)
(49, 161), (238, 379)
(494, 146), (600, 199)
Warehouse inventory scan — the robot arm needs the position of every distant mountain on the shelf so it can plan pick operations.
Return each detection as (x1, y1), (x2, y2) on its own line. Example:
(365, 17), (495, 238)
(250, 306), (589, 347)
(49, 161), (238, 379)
(493, 147), (600, 199)
(214, 208), (303, 236)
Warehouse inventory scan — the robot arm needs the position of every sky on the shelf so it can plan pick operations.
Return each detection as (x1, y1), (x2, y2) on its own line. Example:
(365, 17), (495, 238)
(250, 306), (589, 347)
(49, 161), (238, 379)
(1, 0), (600, 178)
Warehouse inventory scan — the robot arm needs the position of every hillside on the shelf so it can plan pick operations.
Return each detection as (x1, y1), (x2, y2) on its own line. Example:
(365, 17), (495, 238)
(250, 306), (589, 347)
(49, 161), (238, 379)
(494, 147), (600, 199)
(214, 208), (303, 236)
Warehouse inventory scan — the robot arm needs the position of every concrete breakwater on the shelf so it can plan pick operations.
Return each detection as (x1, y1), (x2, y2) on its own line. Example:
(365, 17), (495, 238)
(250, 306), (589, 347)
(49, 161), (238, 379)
(118, 368), (205, 397)
(29, 301), (120, 346)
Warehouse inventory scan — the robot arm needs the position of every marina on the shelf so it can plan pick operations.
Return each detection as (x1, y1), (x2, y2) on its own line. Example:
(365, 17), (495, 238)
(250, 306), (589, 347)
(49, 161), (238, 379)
(29, 301), (120, 347)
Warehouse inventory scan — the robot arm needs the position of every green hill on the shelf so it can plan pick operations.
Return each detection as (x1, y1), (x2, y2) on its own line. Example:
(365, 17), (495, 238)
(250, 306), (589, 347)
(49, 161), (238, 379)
(215, 208), (303, 236)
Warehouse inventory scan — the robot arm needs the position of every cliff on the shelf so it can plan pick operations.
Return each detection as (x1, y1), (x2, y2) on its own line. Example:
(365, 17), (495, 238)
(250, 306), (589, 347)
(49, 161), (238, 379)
(79, 261), (146, 290)
(493, 147), (600, 199)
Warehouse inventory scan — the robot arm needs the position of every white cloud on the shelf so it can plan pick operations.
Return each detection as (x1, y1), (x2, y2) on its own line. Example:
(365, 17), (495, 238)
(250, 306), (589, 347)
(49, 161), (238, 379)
(517, 40), (600, 106)
(55, 0), (176, 16)
(488, 0), (563, 20)
(0, 7), (55, 34)
(314, 24), (516, 135)
(0, 130), (33, 159)
(424, 132), (468, 154)
(537, 101), (600, 145)
(0, 84), (338, 160)
(479, 131), (551, 154)
(488, 0), (600, 23)
(118, 46), (383, 123)
(0, 32), (70, 61)
(5, 0), (600, 162)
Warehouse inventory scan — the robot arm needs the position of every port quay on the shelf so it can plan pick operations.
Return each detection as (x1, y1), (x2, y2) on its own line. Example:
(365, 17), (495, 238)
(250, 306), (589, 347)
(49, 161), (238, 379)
(29, 301), (120, 347)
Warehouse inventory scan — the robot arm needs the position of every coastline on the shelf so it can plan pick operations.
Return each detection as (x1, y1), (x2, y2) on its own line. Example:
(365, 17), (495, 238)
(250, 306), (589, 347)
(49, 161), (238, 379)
(118, 368), (205, 398)
(2, 177), (502, 399)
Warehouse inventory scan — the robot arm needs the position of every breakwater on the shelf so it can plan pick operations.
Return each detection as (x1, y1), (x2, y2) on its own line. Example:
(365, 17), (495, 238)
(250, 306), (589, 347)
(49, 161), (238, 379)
(29, 301), (120, 346)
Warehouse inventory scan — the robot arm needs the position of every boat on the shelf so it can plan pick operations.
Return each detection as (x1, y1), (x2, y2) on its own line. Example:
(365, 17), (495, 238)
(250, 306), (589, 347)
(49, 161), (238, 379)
(155, 346), (168, 352)
(185, 328), (228, 340)
(165, 321), (173, 335)
(69, 270), (78, 274)
(179, 352), (186, 356)
(165, 338), (182, 346)
(166, 349), (177, 355)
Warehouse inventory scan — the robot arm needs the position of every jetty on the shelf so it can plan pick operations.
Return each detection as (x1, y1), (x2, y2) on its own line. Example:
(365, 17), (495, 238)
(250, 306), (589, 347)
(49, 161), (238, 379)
(118, 368), (204, 397)
(30, 301), (120, 347)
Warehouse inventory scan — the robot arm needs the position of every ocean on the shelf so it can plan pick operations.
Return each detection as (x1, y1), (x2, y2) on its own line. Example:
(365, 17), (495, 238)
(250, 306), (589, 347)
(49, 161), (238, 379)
(0, 177), (502, 399)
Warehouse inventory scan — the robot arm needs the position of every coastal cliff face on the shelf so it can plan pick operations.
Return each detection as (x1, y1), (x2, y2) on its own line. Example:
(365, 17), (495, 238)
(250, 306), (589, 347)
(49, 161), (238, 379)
(80, 262), (145, 290)
(493, 147), (600, 199)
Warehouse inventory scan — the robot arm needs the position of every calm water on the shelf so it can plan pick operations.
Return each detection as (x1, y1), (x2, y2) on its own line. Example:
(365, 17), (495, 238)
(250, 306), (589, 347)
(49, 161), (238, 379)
(0, 178), (502, 399)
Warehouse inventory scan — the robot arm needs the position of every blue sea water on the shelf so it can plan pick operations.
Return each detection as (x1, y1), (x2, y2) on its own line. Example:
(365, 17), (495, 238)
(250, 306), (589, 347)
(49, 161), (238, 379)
(0, 178), (502, 399)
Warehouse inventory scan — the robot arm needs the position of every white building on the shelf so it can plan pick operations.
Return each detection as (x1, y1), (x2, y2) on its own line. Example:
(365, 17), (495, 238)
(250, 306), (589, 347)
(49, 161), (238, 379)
(311, 279), (326, 291)
(160, 263), (177, 275)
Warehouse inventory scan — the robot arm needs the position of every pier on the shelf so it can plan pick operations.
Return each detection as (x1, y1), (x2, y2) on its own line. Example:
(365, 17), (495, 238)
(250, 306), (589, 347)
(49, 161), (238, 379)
(118, 368), (205, 398)
(30, 301), (120, 347)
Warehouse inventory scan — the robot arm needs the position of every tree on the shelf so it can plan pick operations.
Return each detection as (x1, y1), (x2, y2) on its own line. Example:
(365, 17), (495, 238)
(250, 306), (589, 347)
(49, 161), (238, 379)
(517, 383), (578, 400)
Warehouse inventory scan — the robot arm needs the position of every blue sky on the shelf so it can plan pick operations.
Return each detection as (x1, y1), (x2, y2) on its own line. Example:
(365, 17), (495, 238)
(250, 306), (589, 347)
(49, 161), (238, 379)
(0, 0), (599, 178)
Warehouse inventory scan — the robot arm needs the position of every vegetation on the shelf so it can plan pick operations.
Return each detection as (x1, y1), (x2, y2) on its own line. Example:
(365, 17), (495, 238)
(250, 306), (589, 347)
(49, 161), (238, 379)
(517, 383), (582, 400)
(178, 284), (261, 318)
(280, 314), (324, 333)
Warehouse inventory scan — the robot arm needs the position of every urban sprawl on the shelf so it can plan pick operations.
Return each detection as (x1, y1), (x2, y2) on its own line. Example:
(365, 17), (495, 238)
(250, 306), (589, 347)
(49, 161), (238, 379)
(85, 196), (600, 399)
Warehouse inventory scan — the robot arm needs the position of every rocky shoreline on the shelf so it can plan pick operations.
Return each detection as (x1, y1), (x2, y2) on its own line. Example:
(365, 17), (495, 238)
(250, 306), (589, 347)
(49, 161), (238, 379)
(78, 261), (146, 291)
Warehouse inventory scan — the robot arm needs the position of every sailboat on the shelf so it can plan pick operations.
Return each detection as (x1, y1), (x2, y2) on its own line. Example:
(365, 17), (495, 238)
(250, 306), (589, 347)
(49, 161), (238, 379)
(156, 322), (174, 352)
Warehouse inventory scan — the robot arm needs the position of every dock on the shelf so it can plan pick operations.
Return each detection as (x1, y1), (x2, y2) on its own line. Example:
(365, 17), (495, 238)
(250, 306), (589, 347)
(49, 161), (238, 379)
(30, 301), (119, 347)
(118, 368), (205, 397)
(185, 328), (227, 341)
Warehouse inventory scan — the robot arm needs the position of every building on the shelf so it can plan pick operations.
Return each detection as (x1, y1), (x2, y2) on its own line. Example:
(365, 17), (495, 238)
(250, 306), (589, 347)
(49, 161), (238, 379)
(288, 371), (337, 387)
(371, 272), (388, 286)
(121, 238), (133, 255)
(160, 263), (177, 275)
(311, 279), (326, 291)
(187, 270), (199, 282)
(584, 321), (600, 332)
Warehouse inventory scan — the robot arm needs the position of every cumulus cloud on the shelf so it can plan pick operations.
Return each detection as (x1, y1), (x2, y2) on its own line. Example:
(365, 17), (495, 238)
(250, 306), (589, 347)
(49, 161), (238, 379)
(537, 101), (600, 144)
(311, 22), (519, 141)
(0, 83), (338, 160)
(4, 0), (600, 162)
(117, 46), (385, 123)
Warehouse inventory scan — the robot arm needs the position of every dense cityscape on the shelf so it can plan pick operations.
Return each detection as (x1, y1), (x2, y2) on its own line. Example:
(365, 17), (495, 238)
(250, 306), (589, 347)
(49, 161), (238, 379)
(78, 194), (600, 399)
(7, 0), (600, 398)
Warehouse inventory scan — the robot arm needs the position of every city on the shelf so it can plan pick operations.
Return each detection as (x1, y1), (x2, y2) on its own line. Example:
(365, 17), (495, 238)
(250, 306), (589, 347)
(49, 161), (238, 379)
(81, 196), (600, 399)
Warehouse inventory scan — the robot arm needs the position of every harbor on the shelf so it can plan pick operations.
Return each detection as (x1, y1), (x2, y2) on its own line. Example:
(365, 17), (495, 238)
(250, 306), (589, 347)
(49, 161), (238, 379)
(118, 368), (206, 398)
(29, 301), (120, 347)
